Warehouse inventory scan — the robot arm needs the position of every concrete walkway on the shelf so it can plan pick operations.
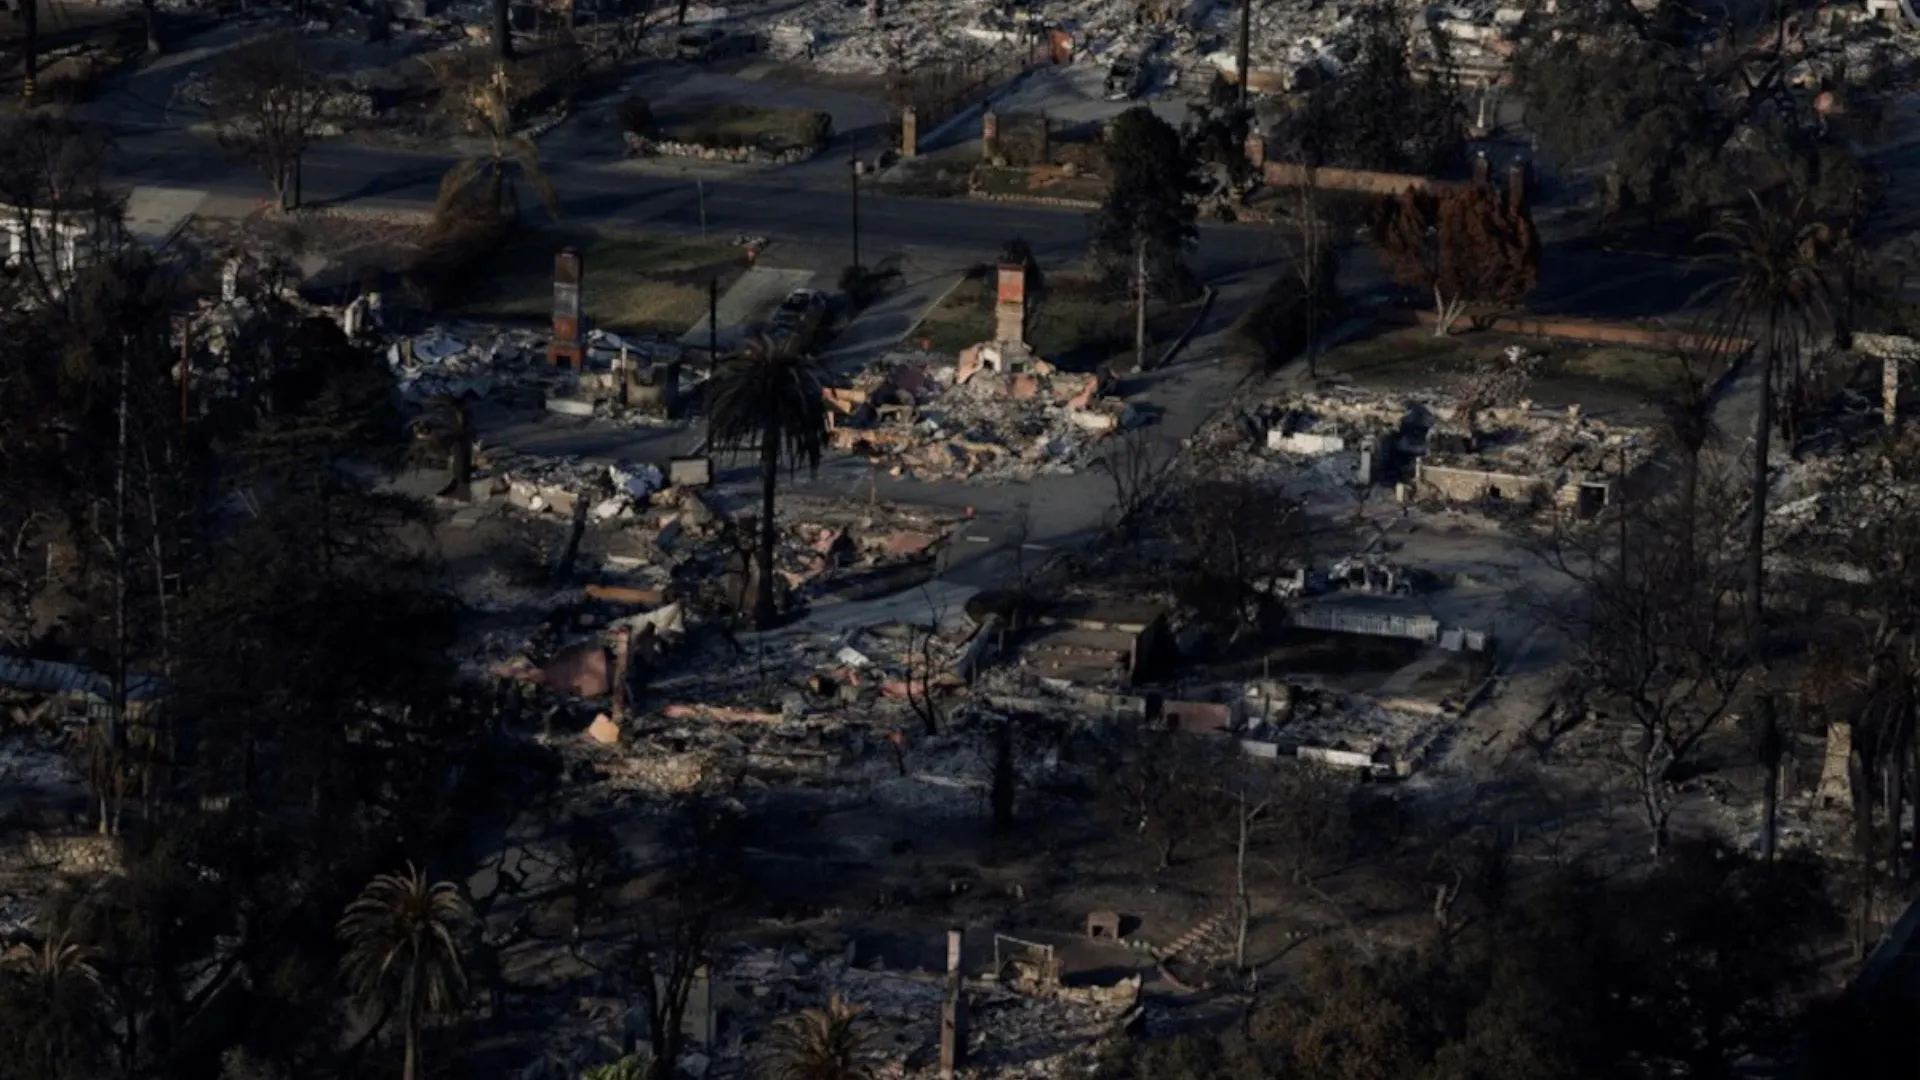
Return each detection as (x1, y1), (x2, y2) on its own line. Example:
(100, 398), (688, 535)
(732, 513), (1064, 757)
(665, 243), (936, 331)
(680, 266), (815, 353)
(122, 185), (211, 243)
(816, 269), (965, 378)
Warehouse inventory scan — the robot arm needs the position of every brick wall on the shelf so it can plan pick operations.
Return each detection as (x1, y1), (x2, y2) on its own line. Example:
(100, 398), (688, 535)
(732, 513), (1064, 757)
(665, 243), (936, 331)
(1162, 699), (1236, 735)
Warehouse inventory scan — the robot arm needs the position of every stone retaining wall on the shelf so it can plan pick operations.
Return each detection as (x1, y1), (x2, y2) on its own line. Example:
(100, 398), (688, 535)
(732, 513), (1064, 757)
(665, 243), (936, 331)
(965, 190), (1101, 210)
(648, 140), (820, 166)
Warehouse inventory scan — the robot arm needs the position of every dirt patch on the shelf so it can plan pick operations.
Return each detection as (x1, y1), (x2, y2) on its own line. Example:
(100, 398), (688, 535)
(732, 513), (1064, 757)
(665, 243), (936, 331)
(1317, 325), (1721, 415)
(655, 101), (828, 151)
(451, 227), (745, 334)
(971, 163), (1107, 203)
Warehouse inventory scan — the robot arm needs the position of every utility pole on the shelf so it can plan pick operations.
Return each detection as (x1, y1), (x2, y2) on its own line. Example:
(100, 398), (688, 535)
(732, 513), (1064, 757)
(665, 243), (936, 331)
(178, 316), (192, 427)
(1134, 236), (1148, 373)
(109, 335), (131, 836)
(697, 179), (707, 239)
(21, 0), (38, 105)
(850, 154), (862, 273)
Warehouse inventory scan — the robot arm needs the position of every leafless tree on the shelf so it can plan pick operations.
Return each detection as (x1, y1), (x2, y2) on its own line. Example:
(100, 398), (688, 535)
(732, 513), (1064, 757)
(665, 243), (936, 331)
(1090, 427), (1172, 536)
(558, 812), (625, 953)
(203, 34), (337, 211)
(626, 797), (738, 1066)
(902, 582), (954, 736)
(0, 115), (125, 308)
(1276, 174), (1340, 379)
(1541, 472), (1753, 857)
(1156, 465), (1327, 643)
(1216, 761), (1350, 971)
(1100, 721), (1233, 870)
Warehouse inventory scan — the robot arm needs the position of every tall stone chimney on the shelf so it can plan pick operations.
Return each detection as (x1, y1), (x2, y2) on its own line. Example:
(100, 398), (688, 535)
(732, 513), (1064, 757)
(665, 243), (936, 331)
(549, 248), (585, 370)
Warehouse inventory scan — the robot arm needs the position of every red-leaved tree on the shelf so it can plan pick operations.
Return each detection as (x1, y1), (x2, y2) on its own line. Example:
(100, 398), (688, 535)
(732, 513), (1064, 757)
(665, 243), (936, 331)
(1374, 179), (1541, 335)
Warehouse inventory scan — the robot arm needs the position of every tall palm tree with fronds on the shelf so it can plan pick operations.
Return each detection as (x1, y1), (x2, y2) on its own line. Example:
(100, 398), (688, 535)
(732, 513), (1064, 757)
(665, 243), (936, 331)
(765, 994), (877, 1080)
(337, 863), (477, 1080)
(706, 333), (827, 629)
(437, 65), (557, 224)
(1697, 192), (1834, 641)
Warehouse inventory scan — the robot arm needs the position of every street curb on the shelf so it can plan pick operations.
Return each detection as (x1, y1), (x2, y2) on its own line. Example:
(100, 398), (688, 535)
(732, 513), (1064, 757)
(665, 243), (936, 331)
(1152, 285), (1216, 370)
(899, 273), (972, 347)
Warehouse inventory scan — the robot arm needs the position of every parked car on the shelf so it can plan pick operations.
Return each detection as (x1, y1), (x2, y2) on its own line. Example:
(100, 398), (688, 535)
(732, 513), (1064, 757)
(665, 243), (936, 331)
(676, 27), (757, 63)
(767, 288), (827, 346)
(1104, 58), (1146, 101)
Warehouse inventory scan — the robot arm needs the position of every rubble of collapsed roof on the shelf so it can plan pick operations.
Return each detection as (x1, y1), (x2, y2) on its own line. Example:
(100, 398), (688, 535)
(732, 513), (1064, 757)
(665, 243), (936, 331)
(744, 0), (1530, 84)
(823, 350), (1139, 484)
(460, 474), (968, 694)
(1216, 386), (1652, 515)
(528, 937), (1144, 1080)
(391, 325), (690, 419)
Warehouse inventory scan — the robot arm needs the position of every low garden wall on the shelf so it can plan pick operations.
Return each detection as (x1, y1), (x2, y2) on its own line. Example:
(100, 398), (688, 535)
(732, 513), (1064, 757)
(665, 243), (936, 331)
(646, 140), (820, 165)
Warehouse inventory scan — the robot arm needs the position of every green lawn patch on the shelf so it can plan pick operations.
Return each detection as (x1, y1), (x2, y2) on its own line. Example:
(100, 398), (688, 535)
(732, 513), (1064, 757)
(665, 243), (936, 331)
(452, 227), (742, 335)
(1316, 326), (1723, 408)
(655, 103), (829, 151)
(914, 273), (1197, 368)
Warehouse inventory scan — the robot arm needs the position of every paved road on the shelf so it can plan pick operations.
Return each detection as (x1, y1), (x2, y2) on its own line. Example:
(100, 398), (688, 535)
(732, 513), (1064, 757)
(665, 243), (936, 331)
(102, 124), (1718, 321)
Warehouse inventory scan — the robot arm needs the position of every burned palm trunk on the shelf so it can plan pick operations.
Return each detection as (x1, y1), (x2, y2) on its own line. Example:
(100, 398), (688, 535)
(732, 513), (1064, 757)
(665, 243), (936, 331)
(754, 411), (780, 629)
(445, 402), (474, 502)
(551, 487), (591, 583)
(990, 719), (1015, 831)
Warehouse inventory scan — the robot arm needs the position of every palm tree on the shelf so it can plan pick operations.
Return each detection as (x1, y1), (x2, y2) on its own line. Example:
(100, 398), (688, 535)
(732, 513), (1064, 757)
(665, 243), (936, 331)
(437, 65), (557, 225)
(337, 863), (477, 1080)
(1696, 192), (1834, 641)
(765, 994), (876, 1080)
(581, 1053), (654, 1080)
(1, 930), (105, 1077)
(705, 334), (827, 629)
